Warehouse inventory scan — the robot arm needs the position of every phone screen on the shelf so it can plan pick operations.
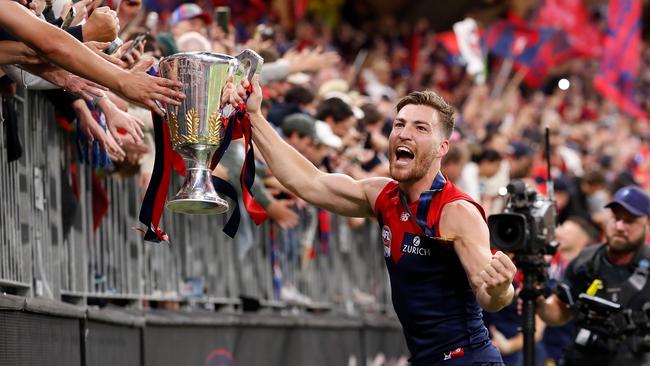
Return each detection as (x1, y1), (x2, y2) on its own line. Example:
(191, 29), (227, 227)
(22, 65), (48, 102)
(214, 6), (230, 34)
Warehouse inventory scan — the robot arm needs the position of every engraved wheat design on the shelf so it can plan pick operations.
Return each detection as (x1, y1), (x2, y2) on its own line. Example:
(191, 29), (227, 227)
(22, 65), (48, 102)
(169, 112), (181, 148)
(184, 109), (200, 144)
(207, 111), (222, 146)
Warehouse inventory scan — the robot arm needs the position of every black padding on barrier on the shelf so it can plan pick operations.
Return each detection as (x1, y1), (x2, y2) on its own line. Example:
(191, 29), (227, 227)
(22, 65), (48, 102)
(86, 321), (141, 366)
(0, 311), (81, 366)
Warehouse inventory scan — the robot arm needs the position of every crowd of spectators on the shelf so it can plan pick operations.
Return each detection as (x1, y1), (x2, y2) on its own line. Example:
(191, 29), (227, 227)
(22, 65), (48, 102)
(1, 1), (649, 365)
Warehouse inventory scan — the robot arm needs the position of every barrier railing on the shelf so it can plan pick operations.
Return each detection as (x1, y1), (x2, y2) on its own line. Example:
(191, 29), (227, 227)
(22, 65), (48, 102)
(0, 90), (391, 314)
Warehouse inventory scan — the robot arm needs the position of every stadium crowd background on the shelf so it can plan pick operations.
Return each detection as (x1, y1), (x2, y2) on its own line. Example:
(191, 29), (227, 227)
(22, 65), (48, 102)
(2, 0), (650, 365)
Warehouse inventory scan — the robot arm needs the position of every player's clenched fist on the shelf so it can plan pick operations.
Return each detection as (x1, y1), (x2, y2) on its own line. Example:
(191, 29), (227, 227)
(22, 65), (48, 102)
(479, 251), (517, 297)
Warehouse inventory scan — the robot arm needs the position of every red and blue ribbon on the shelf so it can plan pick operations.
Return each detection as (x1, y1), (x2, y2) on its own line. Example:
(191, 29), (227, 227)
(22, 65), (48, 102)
(138, 86), (269, 242)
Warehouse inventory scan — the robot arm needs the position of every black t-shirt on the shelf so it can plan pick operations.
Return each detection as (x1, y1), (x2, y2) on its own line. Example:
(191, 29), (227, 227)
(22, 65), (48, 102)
(558, 244), (650, 366)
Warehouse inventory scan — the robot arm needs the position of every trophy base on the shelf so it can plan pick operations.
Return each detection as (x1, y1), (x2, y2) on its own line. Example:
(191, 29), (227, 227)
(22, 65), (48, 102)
(166, 197), (229, 215)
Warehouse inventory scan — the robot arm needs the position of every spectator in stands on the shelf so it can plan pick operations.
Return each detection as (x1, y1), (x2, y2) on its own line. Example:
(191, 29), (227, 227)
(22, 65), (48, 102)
(542, 217), (599, 365)
(315, 97), (356, 141)
(0, 1), (184, 110)
(441, 145), (467, 184)
(157, 3), (211, 56)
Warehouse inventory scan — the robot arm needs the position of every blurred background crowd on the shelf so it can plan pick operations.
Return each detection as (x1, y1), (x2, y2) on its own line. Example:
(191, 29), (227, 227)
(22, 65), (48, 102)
(1, 0), (650, 365)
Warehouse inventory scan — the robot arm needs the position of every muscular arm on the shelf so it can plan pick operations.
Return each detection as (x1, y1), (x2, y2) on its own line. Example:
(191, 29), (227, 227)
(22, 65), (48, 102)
(536, 294), (572, 326)
(249, 111), (389, 217)
(439, 200), (515, 312)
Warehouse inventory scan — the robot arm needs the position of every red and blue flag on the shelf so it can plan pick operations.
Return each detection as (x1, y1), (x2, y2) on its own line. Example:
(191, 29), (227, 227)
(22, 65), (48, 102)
(594, 0), (648, 120)
(483, 19), (555, 66)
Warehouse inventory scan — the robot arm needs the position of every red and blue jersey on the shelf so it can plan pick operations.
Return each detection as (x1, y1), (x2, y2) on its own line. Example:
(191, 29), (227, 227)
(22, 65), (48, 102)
(374, 173), (503, 365)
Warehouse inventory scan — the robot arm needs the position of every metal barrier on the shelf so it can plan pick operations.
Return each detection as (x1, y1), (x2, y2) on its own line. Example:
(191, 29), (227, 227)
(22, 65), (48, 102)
(0, 90), (392, 314)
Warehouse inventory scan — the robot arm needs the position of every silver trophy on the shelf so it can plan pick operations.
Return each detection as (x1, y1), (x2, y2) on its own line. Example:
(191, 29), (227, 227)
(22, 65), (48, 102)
(158, 50), (263, 215)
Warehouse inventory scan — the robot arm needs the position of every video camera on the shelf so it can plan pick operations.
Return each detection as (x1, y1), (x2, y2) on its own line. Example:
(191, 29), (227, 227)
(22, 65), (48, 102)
(573, 293), (650, 353)
(488, 180), (556, 255)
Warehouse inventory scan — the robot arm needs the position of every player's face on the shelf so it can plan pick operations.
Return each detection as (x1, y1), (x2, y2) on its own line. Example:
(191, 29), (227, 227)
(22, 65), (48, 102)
(388, 104), (448, 183)
(606, 205), (648, 253)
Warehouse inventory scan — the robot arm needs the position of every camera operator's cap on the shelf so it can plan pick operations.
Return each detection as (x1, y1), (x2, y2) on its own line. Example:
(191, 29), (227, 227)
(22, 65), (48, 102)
(281, 113), (317, 140)
(507, 142), (534, 159)
(170, 4), (212, 27)
(605, 185), (650, 217)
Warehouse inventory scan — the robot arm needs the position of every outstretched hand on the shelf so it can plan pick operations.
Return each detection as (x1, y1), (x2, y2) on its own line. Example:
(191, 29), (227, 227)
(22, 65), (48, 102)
(119, 72), (184, 115)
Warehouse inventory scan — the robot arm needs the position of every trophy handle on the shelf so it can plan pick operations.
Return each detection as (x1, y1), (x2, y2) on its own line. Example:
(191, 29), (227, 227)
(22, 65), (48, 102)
(235, 49), (264, 83)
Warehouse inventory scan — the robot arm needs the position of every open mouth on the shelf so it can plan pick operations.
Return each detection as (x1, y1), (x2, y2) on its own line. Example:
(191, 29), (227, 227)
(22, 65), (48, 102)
(395, 146), (415, 163)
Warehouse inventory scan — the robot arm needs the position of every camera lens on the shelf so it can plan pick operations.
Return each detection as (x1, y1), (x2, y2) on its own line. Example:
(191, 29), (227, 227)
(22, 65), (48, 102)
(496, 221), (521, 243)
(488, 213), (527, 253)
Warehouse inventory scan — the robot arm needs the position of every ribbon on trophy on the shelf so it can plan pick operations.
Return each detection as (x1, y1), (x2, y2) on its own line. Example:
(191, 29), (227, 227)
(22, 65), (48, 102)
(208, 88), (269, 236)
(138, 51), (268, 243)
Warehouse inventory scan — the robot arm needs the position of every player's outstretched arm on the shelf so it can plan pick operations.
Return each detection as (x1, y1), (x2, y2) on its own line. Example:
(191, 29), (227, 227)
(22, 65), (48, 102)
(440, 200), (517, 312)
(243, 76), (389, 217)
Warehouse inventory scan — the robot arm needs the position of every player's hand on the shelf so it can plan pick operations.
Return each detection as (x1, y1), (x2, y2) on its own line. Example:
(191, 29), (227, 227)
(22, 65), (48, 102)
(479, 251), (517, 298)
(220, 75), (251, 109)
(245, 75), (262, 115)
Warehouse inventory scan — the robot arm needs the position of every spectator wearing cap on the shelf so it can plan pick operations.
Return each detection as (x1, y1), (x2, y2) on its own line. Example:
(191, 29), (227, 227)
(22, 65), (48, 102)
(536, 185), (650, 366)
(170, 3), (212, 38)
(157, 3), (211, 55)
(281, 113), (322, 165)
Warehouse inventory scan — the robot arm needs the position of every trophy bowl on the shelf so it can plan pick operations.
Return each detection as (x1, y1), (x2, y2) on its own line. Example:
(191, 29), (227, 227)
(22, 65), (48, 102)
(158, 50), (262, 215)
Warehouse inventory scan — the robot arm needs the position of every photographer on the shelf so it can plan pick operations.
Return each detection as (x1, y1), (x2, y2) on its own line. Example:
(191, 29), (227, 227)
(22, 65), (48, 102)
(536, 185), (650, 366)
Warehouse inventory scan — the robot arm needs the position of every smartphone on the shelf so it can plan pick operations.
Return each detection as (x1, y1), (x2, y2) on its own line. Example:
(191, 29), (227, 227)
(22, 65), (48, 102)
(214, 6), (230, 34)
(121, 34), (147, 60)
(60, 6), (76, 29)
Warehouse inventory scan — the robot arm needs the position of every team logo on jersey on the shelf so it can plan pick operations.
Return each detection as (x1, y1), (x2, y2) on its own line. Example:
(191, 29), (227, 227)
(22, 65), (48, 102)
(443, 347), (465, 361)
(401, 233), (431, 257)
(400, 212), (409, 221)
(382, 225), (392, 257)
